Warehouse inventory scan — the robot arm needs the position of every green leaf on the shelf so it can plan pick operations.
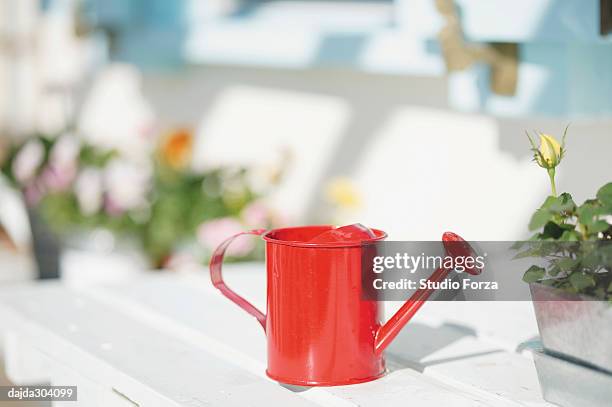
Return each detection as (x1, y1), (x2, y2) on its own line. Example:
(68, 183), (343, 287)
(529, 209), (553, 231)
(559, 223), (576, 230)
(600, 203), (612, 216)
(596, 182), (612, 205)
(559, 230), (580, 241)
(589, 220), (611, 234)
(540, 195), (558, 210)
(514, 249), (536, 259)
(526, 131), (538, 150)
(561, 123), (570, 148)
(523, 265), (546, 283)
(542, 221), (565, 239)
(600, 243), (612, 268)
(79, 145), (117, 167)
(548, 193), (576, 214)
(569, 272), (596, 291)
(514, 241), (545, 259)
(580, 250), (602, 269)
(556, 258), (580, 272)
(576, 203), (600, 226)
(511, 241), (525, 250)
(607, 281), (612, 293)
(512, 234), (545, 250)
(548, 264), (562, 276)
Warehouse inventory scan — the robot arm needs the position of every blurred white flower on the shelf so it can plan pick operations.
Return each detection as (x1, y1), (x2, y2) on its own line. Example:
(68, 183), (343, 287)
(163, 252), (201, 273)
(246, 147), (292, 194)
(75, 168), (103, 215)
(50, 134), (80, 169)
(78, 64), (156, 160)
(13, 140), (45, 184)
(104, 158), (151, 212)
(36, 93), (71, 135)
(197, 217), (253, 257)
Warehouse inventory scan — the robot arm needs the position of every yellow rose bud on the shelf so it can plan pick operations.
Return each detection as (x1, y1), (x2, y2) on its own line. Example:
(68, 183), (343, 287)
(536, 133), (563, 169)
(526, 127), (569, 197)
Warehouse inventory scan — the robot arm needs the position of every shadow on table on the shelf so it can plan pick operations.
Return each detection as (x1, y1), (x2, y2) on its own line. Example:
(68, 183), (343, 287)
(280, 321), (504, 392)
(385, 321), (503, 373)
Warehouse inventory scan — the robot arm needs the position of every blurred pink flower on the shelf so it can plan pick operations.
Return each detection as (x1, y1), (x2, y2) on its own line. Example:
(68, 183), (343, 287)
(23, 181), (45, 206)
(241, 201), (270, 228)
(163, 252), (200, 272)
(104, 196), (125, 217)
(197, 217), (253, 257)
(41, 164), (77, 192)
(40, 135), (80, 192)
(13, 140), (44, 184)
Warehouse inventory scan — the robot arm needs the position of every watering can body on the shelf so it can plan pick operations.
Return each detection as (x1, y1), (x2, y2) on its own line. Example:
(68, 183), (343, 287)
(263, 226), (386, 385)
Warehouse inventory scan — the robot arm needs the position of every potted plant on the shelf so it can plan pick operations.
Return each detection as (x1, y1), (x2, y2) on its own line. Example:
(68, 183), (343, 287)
(0, 129), (284, 281)
(516, 128), (612, 373)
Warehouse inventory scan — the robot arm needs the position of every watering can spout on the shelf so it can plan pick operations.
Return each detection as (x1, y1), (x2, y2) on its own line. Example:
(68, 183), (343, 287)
(373, 267), (446, 355)
(373, 232), (480, 355)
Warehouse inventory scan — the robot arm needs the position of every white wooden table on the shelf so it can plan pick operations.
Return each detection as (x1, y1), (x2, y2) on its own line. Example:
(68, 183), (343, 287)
(0, 263), (552, 406)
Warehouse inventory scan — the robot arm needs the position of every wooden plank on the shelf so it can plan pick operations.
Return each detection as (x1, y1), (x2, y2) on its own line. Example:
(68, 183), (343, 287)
(85, 267), (552, 406)
(0, 284), (318, 407)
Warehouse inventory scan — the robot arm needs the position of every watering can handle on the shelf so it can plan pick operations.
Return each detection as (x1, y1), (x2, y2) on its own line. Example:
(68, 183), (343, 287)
(209, 229), (267, 331)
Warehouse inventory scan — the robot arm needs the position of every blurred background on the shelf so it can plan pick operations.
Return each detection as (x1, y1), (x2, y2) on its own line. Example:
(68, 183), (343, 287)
(0, 0), (611, 288)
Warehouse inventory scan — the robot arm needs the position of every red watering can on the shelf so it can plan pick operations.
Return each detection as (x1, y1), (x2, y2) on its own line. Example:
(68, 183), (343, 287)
(209, 225), (478, 386)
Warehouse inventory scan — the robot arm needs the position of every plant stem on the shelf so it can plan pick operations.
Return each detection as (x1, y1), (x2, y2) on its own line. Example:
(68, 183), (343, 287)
(547, 168), (557, 197)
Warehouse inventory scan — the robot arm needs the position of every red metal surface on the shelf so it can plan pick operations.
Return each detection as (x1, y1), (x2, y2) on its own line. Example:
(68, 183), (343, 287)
(209, 229), (268, 330)
(308, 223), (376, 243)
(374, 232), (481, 354)
(209, 225), (475, 386)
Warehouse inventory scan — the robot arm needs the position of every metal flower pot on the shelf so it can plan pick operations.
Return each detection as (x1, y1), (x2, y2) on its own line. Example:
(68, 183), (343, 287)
(533, 345), (612, 407)
(530, 282), (612, 373)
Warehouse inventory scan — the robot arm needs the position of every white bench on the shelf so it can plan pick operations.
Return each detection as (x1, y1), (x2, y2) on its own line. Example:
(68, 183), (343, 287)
(0, 263), (552, 406)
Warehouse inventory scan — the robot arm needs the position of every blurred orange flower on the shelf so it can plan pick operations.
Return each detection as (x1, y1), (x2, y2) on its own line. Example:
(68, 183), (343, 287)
(159, 128), (194, 170)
